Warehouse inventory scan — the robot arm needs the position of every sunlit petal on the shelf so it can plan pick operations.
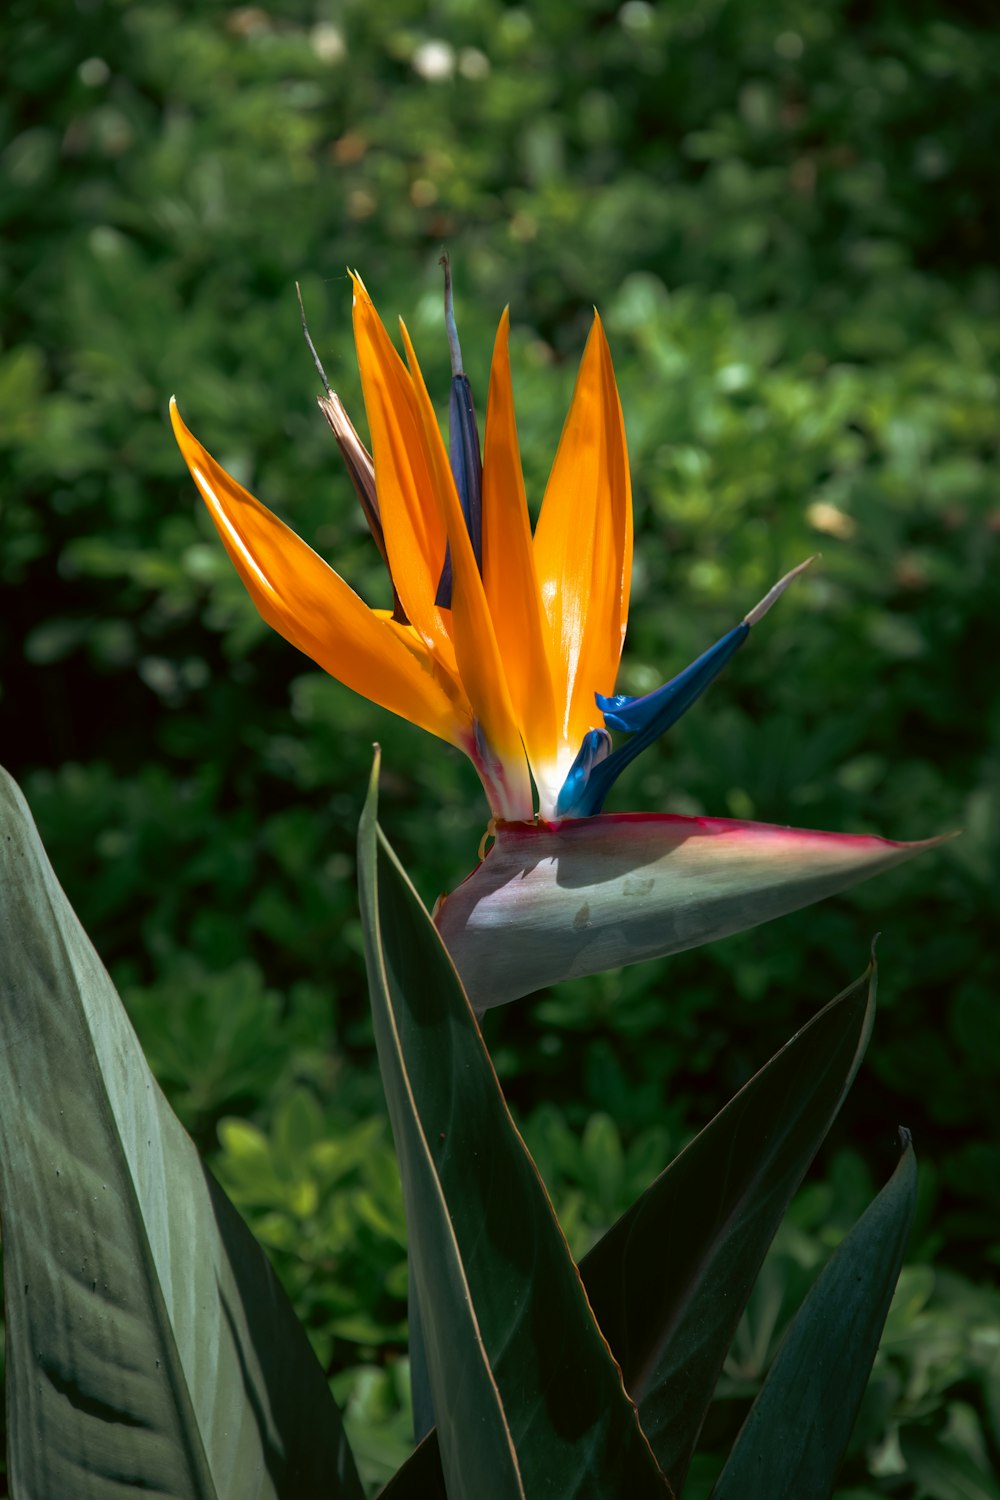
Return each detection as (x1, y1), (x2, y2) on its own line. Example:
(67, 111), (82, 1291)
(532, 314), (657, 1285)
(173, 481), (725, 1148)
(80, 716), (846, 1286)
(436, 813), (950, 1011)
(533, 313), (632, 768)
(399, 322), (534, 819)
(170, 399), (468, 744)
(481, 309), (561, 807)
(350, 275), (455, 666)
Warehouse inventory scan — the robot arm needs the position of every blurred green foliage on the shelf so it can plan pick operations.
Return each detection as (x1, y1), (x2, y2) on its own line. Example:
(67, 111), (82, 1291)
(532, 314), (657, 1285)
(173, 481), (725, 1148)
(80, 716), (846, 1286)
(2, 0), (998, 1492)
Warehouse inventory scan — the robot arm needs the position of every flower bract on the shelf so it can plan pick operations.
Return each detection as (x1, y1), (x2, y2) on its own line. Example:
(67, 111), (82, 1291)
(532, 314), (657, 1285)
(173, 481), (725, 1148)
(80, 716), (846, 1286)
(172, 274), (803, 822)
(435, 813), (948, 1012)
(173, 272), (942, 1008)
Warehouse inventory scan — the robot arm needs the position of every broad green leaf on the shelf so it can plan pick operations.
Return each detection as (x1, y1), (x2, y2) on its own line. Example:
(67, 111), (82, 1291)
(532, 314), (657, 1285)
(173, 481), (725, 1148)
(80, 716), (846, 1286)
(382, 957), (877, 1498)
(0, 768), (363, 1500)
(579, 957), (877, 1488)
(435, 812), (945, 1009)
(377, 1432), (446, 1499)
(407, 1256), (435, 1442)
(712, 1132), (917, 1500)
(357, 754), (669, 1500)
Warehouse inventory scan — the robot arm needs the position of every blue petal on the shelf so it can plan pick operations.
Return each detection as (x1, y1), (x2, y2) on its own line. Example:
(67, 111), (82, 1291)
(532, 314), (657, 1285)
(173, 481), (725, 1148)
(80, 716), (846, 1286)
(436, 259), (484, 608)
(450, 372), (484, 566)
(436, 375), (484, 607)
(555, 729), (613, 818)
(596, 621), (749, 736)
(556, 621), (749, 817)
(555, 559), (816, 817)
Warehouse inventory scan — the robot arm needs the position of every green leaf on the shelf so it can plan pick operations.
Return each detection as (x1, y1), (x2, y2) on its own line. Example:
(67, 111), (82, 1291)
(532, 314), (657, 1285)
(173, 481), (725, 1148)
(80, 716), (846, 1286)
(407, 1257), (435, 1442)
(711, 1132), (917, 1500)
(377, 1432), (447, 1499)
(579, 956), (877, 1488)
(357, 753), (669, 1500)
(384, 954), (877, 1498)
(0, 768), (363, 1500)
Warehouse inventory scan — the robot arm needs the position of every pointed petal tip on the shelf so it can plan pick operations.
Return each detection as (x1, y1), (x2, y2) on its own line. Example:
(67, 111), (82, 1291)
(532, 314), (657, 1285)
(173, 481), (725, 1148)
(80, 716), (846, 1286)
(440, 253), (464, 376)
(316, 388), (349, 429)
(921, 828), (961, 849)
(711, 820), (954, 858)
(744, 554), (819, 628)
(169, 399), (213, 480)
(874, 827), (956, 854)
(169, 395), (190, 444)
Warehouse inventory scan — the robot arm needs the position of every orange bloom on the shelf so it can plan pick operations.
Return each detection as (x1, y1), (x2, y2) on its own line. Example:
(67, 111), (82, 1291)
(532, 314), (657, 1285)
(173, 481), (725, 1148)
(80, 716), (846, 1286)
(172, 274), (636, 819)
(173, 274), (813, 820)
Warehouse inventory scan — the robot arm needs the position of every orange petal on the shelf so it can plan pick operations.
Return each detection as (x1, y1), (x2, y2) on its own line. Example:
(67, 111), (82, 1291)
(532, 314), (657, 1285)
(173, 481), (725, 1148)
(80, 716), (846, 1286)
(170, 399), (469, 744)
(350, 276), (455, 670)
(533, 313), (633, 759)
(398, 322), (534, 819)
(481, 310), (559, 801)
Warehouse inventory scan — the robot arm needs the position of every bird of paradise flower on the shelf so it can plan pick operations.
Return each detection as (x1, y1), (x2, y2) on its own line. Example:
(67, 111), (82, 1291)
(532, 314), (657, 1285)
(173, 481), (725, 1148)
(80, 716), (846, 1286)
(171, 269), (942, 1011)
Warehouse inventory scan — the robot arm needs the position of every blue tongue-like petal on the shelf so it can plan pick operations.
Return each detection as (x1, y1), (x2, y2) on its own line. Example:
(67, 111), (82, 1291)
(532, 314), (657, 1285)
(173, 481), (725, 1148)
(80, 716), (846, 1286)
(595, 622), (749, 734)
(436, 257), (483, 608)
(555, 557), (816, 818)
(556, 623), (748, 817)
(552, 729), (613, 820)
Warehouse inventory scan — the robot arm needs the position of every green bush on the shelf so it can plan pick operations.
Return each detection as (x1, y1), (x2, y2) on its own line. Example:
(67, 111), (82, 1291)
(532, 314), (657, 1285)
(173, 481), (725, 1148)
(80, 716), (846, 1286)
(2, 0), (998, 1490)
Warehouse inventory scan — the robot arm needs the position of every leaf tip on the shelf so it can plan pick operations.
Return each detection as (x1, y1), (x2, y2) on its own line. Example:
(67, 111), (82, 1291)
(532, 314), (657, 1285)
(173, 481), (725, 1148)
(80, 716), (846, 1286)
(743, 554), (818, 628)
(359, 745), (382, 848)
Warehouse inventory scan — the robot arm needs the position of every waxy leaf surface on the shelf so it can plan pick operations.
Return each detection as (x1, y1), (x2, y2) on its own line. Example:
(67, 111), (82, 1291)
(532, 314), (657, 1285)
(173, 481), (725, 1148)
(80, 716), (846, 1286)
(0, 768), (362, 1500)
(712, 1133), (917, 1500)
(357, 756), (669, 1500)
(580, 959), (877, 1487)
(382, 959), (877, 1499)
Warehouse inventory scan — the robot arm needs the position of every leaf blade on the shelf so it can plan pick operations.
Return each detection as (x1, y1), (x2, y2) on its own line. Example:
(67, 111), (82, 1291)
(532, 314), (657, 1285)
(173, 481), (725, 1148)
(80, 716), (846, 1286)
(0, 767), (363, 1500)
(712, 1133), (917, 1500)
(358, 754), (670, 1500)
(581, 959), (877, 1487)
(382, 960), (878, 1498)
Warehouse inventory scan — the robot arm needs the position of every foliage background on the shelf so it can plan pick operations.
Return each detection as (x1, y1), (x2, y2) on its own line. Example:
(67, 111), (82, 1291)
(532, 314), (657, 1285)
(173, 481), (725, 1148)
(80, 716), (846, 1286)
(2, 0), (999, 1493)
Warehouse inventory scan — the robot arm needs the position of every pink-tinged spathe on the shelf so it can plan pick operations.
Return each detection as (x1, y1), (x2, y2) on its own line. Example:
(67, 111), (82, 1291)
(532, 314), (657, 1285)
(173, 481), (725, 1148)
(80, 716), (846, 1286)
(172, 271), (945, 1007)
(435, 814), (949, 1012)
